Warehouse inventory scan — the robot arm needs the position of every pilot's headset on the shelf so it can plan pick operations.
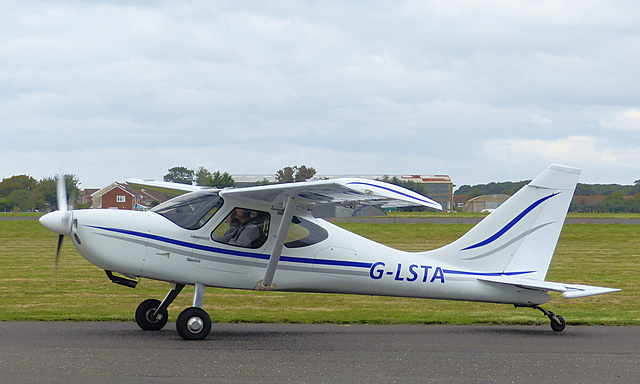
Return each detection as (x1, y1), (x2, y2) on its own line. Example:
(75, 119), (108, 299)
(237, 208), (252, 218)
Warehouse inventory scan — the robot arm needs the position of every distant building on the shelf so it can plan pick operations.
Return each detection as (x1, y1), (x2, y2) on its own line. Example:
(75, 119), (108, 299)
(232, 173), (454, 211)
(453, 195), (468, 210)
(399, 175), (454, 211)
(463, 194), (510, 213)
(91, 182), (168, 210)
(81, 189), (99, 207)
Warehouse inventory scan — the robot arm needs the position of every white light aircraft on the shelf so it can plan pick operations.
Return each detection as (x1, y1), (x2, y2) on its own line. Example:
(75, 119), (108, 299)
(40, 164), (619, 339)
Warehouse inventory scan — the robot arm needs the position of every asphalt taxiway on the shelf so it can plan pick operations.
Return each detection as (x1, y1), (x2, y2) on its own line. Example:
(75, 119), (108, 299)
(1, 322), (638, 383)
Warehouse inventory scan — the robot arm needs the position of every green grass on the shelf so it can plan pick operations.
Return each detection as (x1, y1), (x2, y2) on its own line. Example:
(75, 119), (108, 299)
(0, 212), (42, 218)
(348, 210), (640, 221)
(0, 217), (637, 326)
(565, 212), (640, 220)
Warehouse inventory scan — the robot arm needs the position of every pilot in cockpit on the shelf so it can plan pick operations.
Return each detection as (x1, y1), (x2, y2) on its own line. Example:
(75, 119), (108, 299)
(212, 208), (261, 248)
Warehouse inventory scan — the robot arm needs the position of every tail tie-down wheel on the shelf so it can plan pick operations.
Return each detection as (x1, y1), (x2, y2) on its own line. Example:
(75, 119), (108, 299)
(135, 299), (168, 331)
(176, 307), (212, 340)
(516, 304), (566, 332)
(550, 315), (566, 332)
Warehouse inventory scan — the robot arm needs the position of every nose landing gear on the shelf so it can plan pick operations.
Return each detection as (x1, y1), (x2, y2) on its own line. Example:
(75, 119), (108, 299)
(135, 299), (169, 331)
(134, 282), (212, 340)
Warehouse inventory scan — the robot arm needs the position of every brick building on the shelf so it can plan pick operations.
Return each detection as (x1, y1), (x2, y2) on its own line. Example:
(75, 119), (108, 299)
(91, 182), (167, 210)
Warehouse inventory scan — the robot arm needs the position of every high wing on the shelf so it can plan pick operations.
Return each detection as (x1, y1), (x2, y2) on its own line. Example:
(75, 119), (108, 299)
(219, 178), (442, 217)
(127, 178), (208, 195)
(127, 177), (442, 217)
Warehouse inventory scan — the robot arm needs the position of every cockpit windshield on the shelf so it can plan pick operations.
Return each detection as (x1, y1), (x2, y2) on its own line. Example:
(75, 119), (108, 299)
(151, 191), (223, 230)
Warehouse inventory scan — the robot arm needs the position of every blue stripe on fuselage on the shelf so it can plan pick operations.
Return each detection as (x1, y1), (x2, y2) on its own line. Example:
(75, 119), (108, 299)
(87, 225), (372, 269)
(87, 226), (535, 277)
(461, 193), (559, 251)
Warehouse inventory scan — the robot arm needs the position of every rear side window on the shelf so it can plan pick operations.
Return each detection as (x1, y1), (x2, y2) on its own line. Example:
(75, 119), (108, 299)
(285, 217), (328, 248)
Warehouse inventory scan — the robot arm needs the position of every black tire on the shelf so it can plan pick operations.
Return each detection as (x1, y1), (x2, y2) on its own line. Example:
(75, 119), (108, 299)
(550, 315), (566, 332)
(176, 307), (211, 340)
(135, 299), (168, 331)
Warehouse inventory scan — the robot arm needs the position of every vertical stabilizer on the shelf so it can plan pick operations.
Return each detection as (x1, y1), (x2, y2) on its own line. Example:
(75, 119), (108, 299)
(430, 165), (580, 281)
(501, 165), (580, 280)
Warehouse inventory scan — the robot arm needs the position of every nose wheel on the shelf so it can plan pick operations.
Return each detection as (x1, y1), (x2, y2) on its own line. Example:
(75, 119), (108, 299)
(135, 299), (169, 331)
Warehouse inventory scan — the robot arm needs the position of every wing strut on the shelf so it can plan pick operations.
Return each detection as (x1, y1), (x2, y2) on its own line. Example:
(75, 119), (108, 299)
(258, 195), (297, 289)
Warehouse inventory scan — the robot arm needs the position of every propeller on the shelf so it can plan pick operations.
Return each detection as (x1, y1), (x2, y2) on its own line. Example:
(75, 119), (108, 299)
(40, 174), (73, 268)
(55, 234), (64, 268)
(56, 171), (68, 212)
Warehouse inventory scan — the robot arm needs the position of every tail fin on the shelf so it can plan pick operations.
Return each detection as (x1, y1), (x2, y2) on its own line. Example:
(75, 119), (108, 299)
(431, 164), (580, 281)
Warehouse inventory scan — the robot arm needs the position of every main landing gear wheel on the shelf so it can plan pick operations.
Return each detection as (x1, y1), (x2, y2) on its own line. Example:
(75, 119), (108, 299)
(176, 307), (212, 340)
(135, 299), (169, 331)
(550, 315), (566, 332)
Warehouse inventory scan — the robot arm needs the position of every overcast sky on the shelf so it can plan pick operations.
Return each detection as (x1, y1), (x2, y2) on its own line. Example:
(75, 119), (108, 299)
(2, 1), (639, 189)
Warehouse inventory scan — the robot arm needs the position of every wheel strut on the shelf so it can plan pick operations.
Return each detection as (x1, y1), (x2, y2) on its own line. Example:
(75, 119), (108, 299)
(515, 304), (566, 332)
(135, 283), (186, 331)
(152, 283), (185, 318)
(176, 282), (211, 340)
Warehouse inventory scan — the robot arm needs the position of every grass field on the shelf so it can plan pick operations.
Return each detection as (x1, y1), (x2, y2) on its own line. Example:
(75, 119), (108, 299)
(1, 215), (637, 326)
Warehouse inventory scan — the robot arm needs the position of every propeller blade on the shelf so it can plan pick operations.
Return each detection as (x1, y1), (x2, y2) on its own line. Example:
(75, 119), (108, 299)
(69, 189), (76, 211)
(55, 234), (64, 268)
(57, 174), (68, 212)
(44, 171), (72, 269)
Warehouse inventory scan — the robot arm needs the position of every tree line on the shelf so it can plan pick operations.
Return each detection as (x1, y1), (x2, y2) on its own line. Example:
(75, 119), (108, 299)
(456, 180), (640, 198)
(0, 165), (317, 212)
(571, 193), (640, 213)
(163, 165), (317, 187)
(455, 179), (640, 213)
(163, 166), (237, 187)
(455, 180), (530, 200)
(0, 174), (80, 212)
(2, 166), (639, 212)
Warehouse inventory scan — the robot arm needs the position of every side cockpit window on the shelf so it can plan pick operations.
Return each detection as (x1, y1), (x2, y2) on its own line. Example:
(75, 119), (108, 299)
(212, 208), (270, 249)
(285, 217), (328, 248)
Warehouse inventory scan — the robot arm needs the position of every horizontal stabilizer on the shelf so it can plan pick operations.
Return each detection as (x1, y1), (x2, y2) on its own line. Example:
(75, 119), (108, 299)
(477, 276), (620, 299)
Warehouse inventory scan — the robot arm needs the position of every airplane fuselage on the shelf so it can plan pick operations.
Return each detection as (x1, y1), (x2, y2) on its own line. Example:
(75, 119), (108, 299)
(69, 206), (549, 307)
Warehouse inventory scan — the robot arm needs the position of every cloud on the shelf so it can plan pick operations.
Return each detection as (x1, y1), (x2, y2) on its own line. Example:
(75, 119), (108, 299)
(485, 136), (596, 162)
(526, 114), (553, 126)
(599, 108), (640, 132)
(2, 1), (640, 187)
(481, 136), (640, 183)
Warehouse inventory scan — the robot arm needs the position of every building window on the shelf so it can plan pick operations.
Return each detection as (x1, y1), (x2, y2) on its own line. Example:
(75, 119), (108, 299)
(116, 196), (126, 203)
